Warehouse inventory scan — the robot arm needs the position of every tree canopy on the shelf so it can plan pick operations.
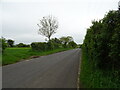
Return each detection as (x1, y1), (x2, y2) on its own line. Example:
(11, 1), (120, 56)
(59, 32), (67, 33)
(7, 39), (14, 47)
(83, 10), (120, 70)
(60, 36), (73, 48)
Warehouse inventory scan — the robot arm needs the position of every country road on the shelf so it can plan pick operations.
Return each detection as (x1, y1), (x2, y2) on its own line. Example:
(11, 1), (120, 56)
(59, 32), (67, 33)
(2, 48), (81, 88)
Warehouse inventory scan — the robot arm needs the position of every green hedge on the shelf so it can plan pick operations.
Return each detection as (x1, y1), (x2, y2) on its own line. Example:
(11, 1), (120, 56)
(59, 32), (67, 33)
(81, 10), (120, 88)
(31, 41), (60, 51)
(31, 42), (47, 51)
(83, 10), (120, 70)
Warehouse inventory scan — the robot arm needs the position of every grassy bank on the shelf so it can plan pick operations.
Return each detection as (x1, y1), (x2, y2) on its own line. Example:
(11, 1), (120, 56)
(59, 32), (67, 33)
(2, 47), (72, 65)
(80, 49), (120, 88)
(0, 54), (2, 66)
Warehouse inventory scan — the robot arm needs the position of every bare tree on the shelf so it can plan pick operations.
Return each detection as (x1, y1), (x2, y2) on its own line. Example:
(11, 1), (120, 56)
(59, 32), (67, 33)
(37, 15), (58, 41)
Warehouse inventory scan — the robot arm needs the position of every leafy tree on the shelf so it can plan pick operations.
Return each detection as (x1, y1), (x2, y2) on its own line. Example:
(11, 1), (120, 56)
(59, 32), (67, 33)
(50, 38), (62, 48)
(78, 44), (83, 48)
(68, 41), (77, 48)
(0, 37), (7, 52)
(7, 39), (14, 47)
(37, 15), (58, 41)
(60, 36), (73, 48)
(50, 38), (61, 44)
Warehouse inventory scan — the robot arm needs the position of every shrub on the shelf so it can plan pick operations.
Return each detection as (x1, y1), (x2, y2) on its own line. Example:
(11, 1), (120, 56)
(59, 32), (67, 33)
(0, 37), (7, 53)
(31, 42), (47, 51)
(68, 41), (77, 48)
(81, 10), (120, 88)
(50, 38), (62, 49)
(16, 43), (30, 47)
(31, 40), (61, 51)
(46, 41), (54, 50)
(83, 10), (120, 70)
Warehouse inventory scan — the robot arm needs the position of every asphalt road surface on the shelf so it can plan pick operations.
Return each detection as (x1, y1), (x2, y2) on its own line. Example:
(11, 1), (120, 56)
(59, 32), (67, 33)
(2, 49), (81, 88)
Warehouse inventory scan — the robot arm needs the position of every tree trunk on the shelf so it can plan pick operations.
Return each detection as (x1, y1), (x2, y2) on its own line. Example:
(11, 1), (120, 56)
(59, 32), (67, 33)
(48, 37), (50, 42)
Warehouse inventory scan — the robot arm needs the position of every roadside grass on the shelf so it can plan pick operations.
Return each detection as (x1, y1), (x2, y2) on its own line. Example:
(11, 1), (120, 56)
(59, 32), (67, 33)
(2, 47), (72, 66)
(0, 53), (2, 66)
(80, 50), (120, 88)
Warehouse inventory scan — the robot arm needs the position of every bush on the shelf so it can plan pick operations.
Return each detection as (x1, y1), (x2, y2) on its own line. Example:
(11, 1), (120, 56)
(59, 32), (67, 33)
(81, 10), (120, 88)
(50, 38), (62, 49)
(68, 41), (77, 48)
(46, 41), (54, 50)
(31, 42), (47, 51)
(78, 44), (83, 48)
(31, 40), (61, 51)
(16, 43), (30, 47)
(0, 37), (7, 53)
(83, 10), (120, 70)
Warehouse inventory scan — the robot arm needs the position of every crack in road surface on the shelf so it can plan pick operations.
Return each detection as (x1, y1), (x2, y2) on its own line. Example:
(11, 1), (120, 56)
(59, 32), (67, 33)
(2, 48), (81, 88)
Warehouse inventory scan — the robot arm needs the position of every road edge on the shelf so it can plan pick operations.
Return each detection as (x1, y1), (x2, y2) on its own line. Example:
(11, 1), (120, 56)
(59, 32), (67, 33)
(77, 49), (82, 89)
(2, 48), (74, 67)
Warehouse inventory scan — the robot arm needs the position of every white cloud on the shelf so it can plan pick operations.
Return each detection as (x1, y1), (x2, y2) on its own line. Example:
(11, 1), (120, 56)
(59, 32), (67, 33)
(2, 0), (118, 44)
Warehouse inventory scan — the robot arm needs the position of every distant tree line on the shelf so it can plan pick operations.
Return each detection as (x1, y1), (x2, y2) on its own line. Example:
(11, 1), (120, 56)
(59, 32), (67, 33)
(16, 43), (30, 47)
(1, 36), (78, 53)
(31, 36), (77, 51)
(0, 38), (30, 52)
(1, 15), (79, 53)
(83, 10), (120, 71)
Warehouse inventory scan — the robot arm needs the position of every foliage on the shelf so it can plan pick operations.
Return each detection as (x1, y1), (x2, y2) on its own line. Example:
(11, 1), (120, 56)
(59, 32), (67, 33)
(80, 50), (120, 88)
(0, 37), (7, 52)
(60, 36), (73, 48)
(31, 41), (60, 51)
(50, 38), (62, 49)
(16, 43), (30, 47)
(68, 41), (77, 48)
(31, 42), (47, 51)
(7, 39), (14, 47)
(31, 36), (76, 51)
(81, 10), (120, 88)
(37, 15), (58, 41)
(78, 44), (82, 48)
(83, 10), (120, 70)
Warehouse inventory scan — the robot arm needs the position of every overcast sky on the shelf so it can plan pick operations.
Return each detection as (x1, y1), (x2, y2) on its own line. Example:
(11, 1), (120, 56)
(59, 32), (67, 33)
(1, 0), (119, 44)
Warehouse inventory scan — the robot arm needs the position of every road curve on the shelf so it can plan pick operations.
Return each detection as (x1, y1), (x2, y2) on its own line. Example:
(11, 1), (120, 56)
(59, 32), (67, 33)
(2, 48), (81, 88)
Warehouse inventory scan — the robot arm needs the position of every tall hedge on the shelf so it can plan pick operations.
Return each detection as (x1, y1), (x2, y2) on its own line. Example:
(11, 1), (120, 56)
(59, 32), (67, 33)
(83, 10), (120, 70)
(31, 41), (55, 51)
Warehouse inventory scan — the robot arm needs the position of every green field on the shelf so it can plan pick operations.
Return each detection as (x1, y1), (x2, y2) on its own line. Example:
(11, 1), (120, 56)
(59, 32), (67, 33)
(2, 47), (72, 65)
(80, 50), (120, 88)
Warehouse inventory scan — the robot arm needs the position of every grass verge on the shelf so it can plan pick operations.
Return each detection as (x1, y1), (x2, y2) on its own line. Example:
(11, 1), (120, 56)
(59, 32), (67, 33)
(0, 53), (2, 66)
(80, 49), (120, 88)
(2, 47), (72, 66)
